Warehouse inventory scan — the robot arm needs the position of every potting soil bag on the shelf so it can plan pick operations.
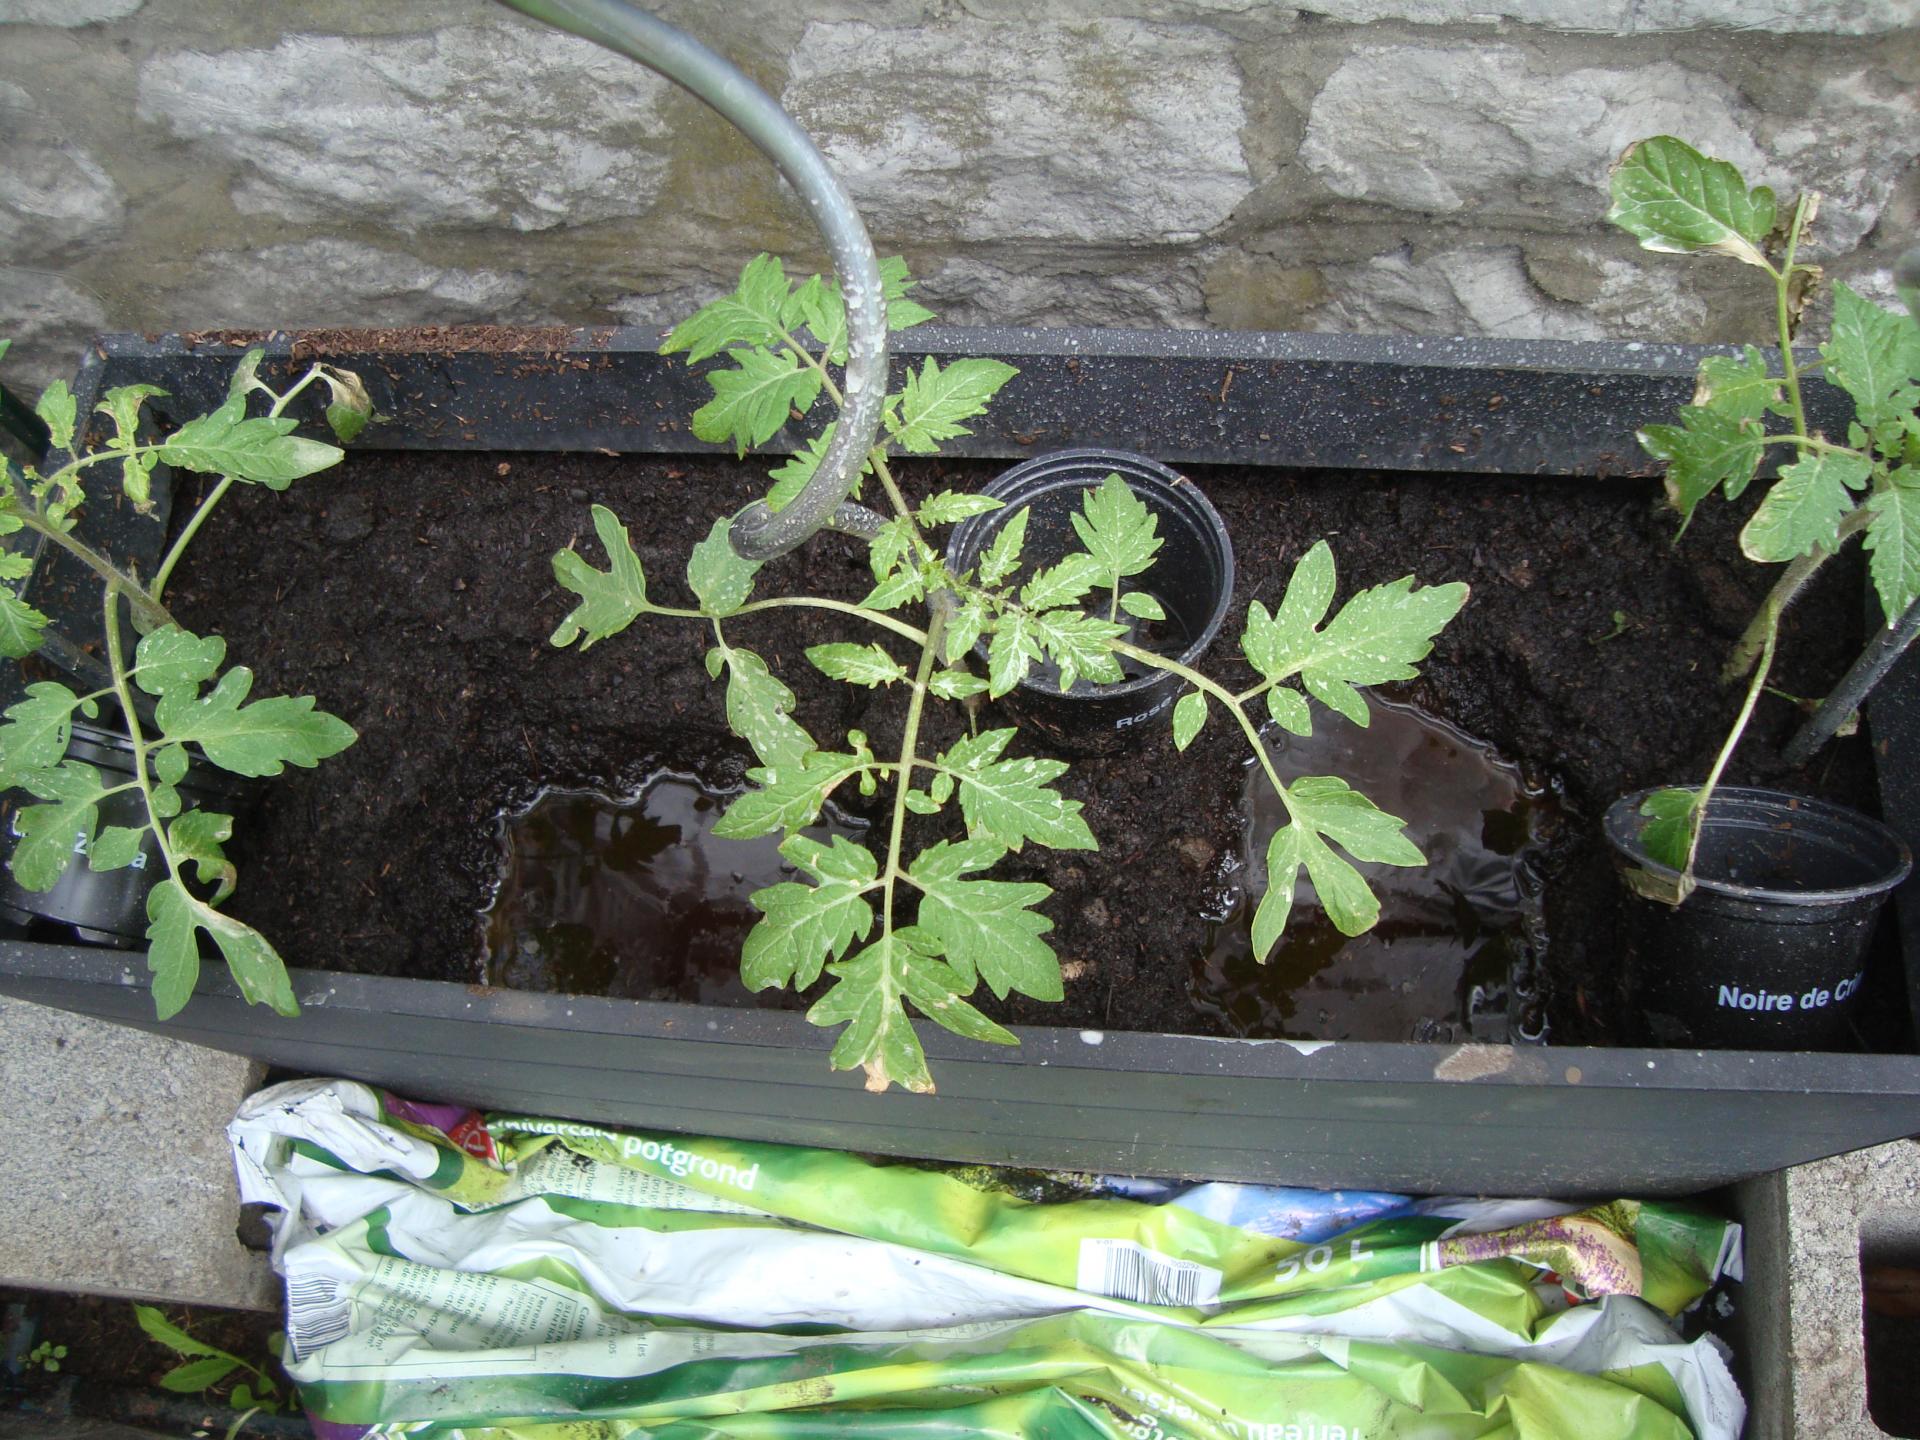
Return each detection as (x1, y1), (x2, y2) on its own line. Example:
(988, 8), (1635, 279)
(230, 1079), (1742, 1440)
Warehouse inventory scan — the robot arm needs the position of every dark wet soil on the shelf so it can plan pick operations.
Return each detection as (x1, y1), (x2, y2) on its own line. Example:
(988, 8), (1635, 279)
(160, 447), (1884, 1045)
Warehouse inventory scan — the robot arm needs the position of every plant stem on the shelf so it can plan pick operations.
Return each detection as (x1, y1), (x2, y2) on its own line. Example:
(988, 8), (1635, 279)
(1773, 194), (1813, 439)
(150, 474), (232, 601)
(1110, 638), (1293, 804)
(100, 586), (180, 890)
(1723, 504), (1872, 681)
(15, 507), (172, 632)
(1683, 600), (1781, 876)
(648, 595), (928, 646)
(880, 609), (946, 936)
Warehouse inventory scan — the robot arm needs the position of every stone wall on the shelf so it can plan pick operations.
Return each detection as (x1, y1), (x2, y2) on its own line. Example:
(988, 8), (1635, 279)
(0, 0), (1914, 392)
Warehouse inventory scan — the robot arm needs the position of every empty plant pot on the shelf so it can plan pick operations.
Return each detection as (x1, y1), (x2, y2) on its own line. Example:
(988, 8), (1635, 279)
(1604, 786), (1913, 1050)
(0, 721), (251, 948)
(944, 448), (1234, 754)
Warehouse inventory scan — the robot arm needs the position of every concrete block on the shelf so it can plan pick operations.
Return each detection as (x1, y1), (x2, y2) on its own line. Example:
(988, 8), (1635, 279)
(1736, 1137), (1920, 1439)
(0, 995), (273, 1312)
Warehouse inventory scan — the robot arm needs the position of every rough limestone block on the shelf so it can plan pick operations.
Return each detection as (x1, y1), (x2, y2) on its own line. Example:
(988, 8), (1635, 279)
(0, 81), (124, 263)
(0, 268), (105, 397)
(1293, 0), (1914, 32)
(1736, 1138), (1920, 1439)
(0, 0), (143, 24)
(135, 25), (674, 233)
(0, 995), (273, 1312)
(784, 19), (1252, 244)
(1300, 44), (1915, 250)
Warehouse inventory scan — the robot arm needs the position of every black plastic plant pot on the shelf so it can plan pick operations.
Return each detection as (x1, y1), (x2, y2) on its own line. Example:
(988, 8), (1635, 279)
(944, 448), (1234, 753)
(1604, 786), (1914, 1051)
(0, 722), (249, 948)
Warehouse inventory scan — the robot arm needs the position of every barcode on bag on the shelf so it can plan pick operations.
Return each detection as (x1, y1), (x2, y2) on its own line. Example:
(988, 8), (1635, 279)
(1076, 1239), (1222, 1308)
(284, 1272), (352, 1358)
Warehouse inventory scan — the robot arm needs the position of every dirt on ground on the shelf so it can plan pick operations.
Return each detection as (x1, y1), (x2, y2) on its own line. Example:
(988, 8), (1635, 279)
(159, 447), (1885, 1046)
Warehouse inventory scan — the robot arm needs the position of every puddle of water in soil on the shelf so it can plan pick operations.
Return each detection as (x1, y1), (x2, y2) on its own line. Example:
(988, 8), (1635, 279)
(483, 774), (864, 1006)
(1191, 700), (1561, 1044)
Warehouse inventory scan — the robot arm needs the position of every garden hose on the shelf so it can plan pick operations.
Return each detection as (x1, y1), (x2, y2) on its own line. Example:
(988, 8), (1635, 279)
(493, 0), (888, 560)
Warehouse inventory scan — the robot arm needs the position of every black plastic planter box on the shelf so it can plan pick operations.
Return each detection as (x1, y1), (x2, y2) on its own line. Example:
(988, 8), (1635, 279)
(1, 325), (1914, 1198)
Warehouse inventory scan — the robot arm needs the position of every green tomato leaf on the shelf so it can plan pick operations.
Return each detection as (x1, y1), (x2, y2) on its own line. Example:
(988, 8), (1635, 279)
(8, 760), (104, 892)
(1172, 690), (1207, 751)
(918, 490), (1003, 526)
(1638, 787), (1701, 872)
(868, 516), (919, 583)
(765, 423), (869, 513)
(550, 504), (650, 648)
(742, 834), (876, 991)
(1823, 282), (1920, 441)
(686, 517), (760, 616)
(1028, 608), (1126, 691)
(714, 751), (866, 840)
(1299, 828), (1382, 937)
(1739, 452), (1871, 563)
(0, 589), (48, 659)
(35, 380), (76, 451)
(0, 682), (82, 784)
(158, 411), (341, 490)
(1866, 467), (1920, 624)
(663, 253), (794, 364)
(939, 728), (1097, 853)
(1267, 685), (1312, 736)
(886, 357), (1019, 454)
(153, 668), (356, 778)
(153, 743), (189, 787)
(1018, 551), (1102, 613)
(168, 809), (237, 902)
(945, 595), (990, 664)
(716, 646), (813, 770)
(1070, 472), (1162, 584)
(1288, 775), (1425, 866)
(879, 255), (937, 332)
(87, 824), (146, 873)
(858, 565), (924, 612)
(133, 625), (227, 698)
(790, 273), (848, 366)
(691, 347), (822, 457)
(320, 367), (375, 444)
(977, 507), (1029, 588)
(1638, 408), (1766, 534)
(1606, 135), (1776, 269)
(1119, 590), (1166, 621)
(147, 877), (297, 1019)
(986, 608), (1042, 698)
(1693, 346), (1781, 423)
(910, 837), (1061, 1001)
(927, 668), (987, 700)
(807, 641), (908, 688)
(1251, 824), (1302, 961)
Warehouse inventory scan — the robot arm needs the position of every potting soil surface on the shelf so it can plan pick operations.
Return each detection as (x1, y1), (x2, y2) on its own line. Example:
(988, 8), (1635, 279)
(163, 449), (1894, 1047)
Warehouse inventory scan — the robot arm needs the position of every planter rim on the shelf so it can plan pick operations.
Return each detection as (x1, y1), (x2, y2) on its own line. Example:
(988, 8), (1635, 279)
(1604, 785), (1913, 908)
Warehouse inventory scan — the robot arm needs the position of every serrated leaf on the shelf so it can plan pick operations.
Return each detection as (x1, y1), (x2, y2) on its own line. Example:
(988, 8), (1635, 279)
(807, 641), (908, 688)
(715, 751), (866, 840)
(9, 760), (104, 891)
(978, 507), (1029, 588)
(880, 254), (937, 333)
(1070, 472), (1162, 582)
(168, 808), (237, 902)
(158, 411), (341, 490)
(742, 834), (876, 991)
(918, 490), (1003, 526)
(1866, 468), (1920, 623)
(153, 667), (356, 778)
(868, 516), (919, 583)
(1029, 609), (1126, 691)
(1289, 776), (1425, 866)
(133, 625), (227, 697)
(1172, 690), (1207, 751)
(1251, 824), (1303, 961)
(1241, 543), (1468, 726)
(766, 423), (869, 513)
(1693, 346), (1780, 422)
(687, 517), (760, 616)
(1267, 686), (1312, 736)
(927, 668), (987, 700)
(147, 877), (297, 1020)
(939, 728), (1097, 853)
(87, 825), (145, 872)
(911, 838), (1061, 1001)
(663, 253), (793, 364)
(790, 272), (848, 366)
(0, 589), (47, 659)
(1638, 787), (1701, 872)
(945, 595), (990, 663)
(1299, 829), (1381, 936)
(135, 1305), (220, 1360)
(886, 357), (1018, 454)
(717, 646), (813, 770)
(859, 565), (924, 612)
(1018, 551), (1102, 612)
(1119, 590), (1165, 621)
(1740, 452), (1871, 562)
(1607, 136), (1775, 268)
(0, 682), (81, 784)
(551, 505), (649, 648)
(1638, 408), (1766, 531)
(0, 553), (30, 581)
(35, 380), (76, 451)
(1823, 282), (1920, 441)
(986, 609), (1042, 698)
(691, 347), (822, 457)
